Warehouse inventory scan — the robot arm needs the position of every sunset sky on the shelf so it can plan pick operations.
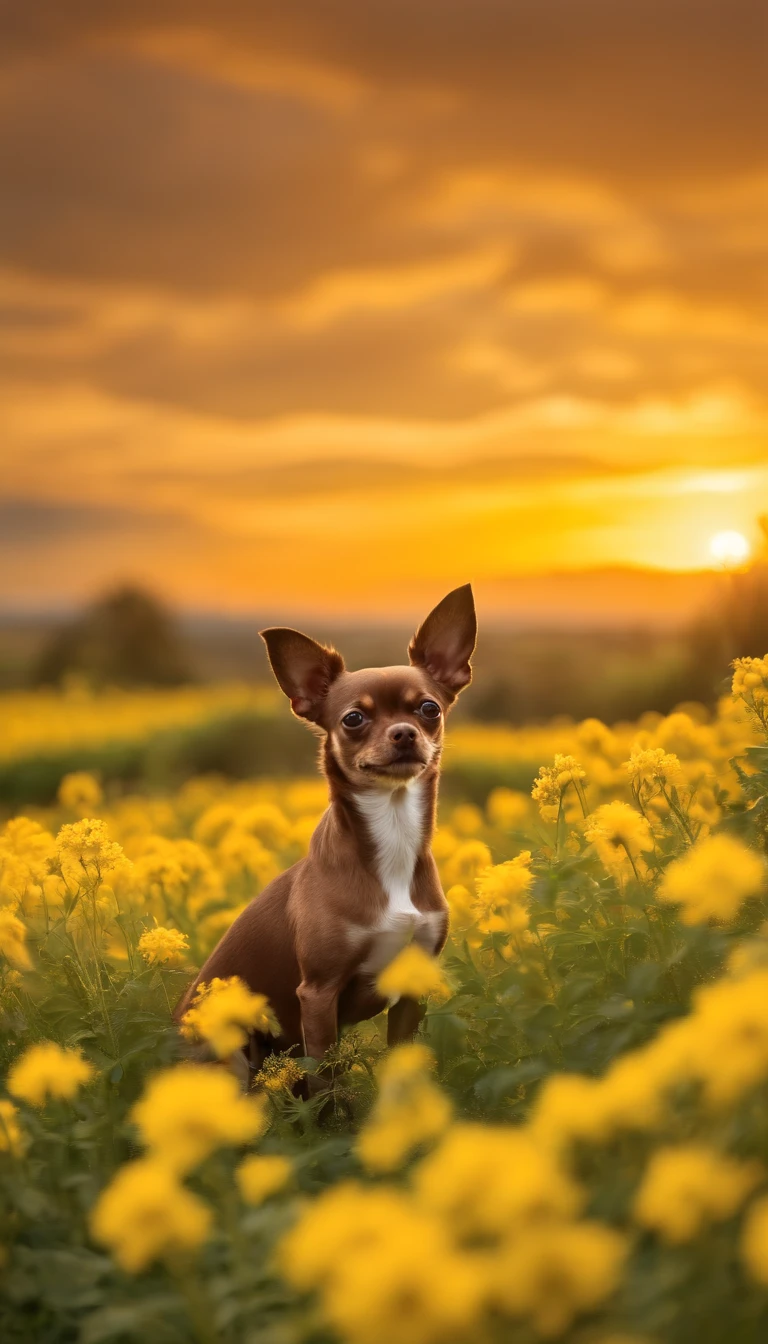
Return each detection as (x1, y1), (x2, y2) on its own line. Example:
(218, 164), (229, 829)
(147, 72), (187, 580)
(2, 3), (767, 622)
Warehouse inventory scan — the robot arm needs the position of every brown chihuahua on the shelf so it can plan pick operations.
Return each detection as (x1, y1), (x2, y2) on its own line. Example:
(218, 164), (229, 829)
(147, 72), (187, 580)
(178, 584), (476, 1078)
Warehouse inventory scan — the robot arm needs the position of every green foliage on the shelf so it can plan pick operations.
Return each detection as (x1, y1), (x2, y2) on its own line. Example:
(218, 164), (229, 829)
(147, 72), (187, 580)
(4, 680), (768, 1341)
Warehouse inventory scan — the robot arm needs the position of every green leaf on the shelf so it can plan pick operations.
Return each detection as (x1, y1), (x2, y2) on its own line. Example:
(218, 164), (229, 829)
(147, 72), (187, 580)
(474, 1058), (549, 1103)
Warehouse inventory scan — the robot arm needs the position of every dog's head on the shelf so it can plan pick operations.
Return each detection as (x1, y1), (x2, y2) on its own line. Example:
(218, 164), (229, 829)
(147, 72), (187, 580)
(260, 585), (476, 790)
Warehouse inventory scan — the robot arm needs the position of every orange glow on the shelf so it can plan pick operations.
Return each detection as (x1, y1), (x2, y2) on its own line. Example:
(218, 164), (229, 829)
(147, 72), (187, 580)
(1, 9), (766, 623)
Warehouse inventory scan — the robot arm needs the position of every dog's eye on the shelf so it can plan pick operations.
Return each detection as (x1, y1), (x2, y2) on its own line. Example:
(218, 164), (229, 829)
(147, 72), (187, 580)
(342, 710), (365, 729)
(419, 699), (441, 719)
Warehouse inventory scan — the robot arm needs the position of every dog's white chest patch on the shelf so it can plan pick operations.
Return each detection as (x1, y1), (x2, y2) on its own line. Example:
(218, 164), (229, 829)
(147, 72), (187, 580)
(351, 783), (442, 978)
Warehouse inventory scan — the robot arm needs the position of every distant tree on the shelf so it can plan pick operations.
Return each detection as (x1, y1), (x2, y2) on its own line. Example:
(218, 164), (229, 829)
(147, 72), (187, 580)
(35, 586), (192, 688)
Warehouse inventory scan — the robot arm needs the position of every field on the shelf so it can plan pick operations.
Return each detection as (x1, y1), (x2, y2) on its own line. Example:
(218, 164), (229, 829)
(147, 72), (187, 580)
(4, 664), (768, 1343)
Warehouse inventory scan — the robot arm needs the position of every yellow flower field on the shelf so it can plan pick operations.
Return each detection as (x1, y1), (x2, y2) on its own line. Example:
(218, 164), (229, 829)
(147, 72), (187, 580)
(3, 658), (768, 1341)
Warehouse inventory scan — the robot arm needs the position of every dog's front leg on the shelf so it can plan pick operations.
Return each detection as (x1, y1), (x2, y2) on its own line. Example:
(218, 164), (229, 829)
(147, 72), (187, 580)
(297, 979), (339, 1075)
(387, 995), (426, 1045)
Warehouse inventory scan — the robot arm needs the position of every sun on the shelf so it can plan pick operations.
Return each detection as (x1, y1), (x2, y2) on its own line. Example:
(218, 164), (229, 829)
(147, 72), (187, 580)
(709, 530), (751, 567)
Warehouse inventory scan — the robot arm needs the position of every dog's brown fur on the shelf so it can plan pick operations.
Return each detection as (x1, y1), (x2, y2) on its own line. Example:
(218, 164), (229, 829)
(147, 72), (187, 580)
(176, 584), (476, 1075)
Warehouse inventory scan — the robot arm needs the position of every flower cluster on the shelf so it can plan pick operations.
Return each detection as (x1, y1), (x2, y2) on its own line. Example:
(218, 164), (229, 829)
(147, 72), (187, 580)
(180, 976), (279, 1058)
(90, 1063), (273, 1272)
(286, 1049), (626, 1342)
(733, 655), (768, 722)
(2, 676), (768, 1337)
(57, 771), (104, 816)
(472, 852), (533, 935)
(236, 1153), (292, 1205)
(56, 819), (129, 884)
(584, 800), (653, 875)
(376, 944), (448, 1001)
(623, 745), (683, 787)
(531, 755), (587, 820)
(633, 1144), (761, 1242)
(90, 1158), (212, 1274)
(0, 909), (32, 969)
(253, 1051), (306, 1094)
(658, 833), (765, 924)
(8, 1042), (94, 1107)
(138, 925), (190, 967)
(355, 1045), (452, 1173)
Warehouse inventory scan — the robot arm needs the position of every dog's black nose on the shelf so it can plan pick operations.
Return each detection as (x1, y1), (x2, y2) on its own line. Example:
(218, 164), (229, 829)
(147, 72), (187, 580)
(388, 723), (418, 746)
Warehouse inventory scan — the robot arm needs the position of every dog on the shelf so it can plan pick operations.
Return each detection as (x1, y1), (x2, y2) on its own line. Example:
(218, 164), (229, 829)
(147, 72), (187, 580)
(177, 584), (476, 1080)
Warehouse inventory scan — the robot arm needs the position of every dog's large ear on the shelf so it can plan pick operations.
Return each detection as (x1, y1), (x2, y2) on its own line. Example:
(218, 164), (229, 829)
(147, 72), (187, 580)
(259, 628), (345, 722)
(408, 584), (477, 699)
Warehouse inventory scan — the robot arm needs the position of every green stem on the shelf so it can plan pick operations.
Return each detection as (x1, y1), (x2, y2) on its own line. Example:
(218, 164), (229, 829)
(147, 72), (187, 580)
(660, 785), (695, 845)
(572, 777), (590, 819)
(555, 796), (564, 861)
(172, 1264), (220, 1344)
(621, 842), (643, 886)
(532, 925), (558, 995)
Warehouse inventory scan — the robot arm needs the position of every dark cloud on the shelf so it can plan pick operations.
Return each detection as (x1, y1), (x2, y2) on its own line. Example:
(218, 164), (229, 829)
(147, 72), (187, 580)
(1, 2), (767, 610)
(4, 2), (767, 174)
(1, 2), (766, 300)
(0, 498), (189, 545)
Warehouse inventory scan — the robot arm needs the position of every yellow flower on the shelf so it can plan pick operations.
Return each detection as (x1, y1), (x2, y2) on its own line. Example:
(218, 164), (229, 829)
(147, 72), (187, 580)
(131, 1064), (268, 1173)
(486, 787), (529, 830)
(732, 656), (768, 715)
(532, 755), (587, 819)
(236, 802), (291, 847)
(181, 976), (278, 1058)
(688, 784), (722, 830)
(658, 834), (765, 925)
(553, 754), (587, 787)
(654, 710), (707, 759)
(254, 1052), (306, 1093)
(280, 1181), (415, 1291)
(415, 1123), (582, 1237)
(280, 1182), (482, 1344)
(595, 1051), (671, 1132)
(90, 1158), (211, 1273)
(741, 1194), (768, 1285)
(236, 1153), (292, 1204)
(376, 945), (447, 1001)
(473, 855), (533, 936)
(623, 746), (683, 787)
(431, 826), (459, 863)
(356, 1045), (452, 1173)
(0, 818), (56, 908)
(193, 802), (240, 846)
(216, 828), (280, 886)
(138, 926), (189, 967)
(442, 840), (492, 888)
(530, 1072), (613, 1151)
(686, 969), (768, 1106)
(633, 1144), (761, 1242)
(132, 836), (219, 908)
(585, 801), (653, 872)
(283, 779), (329, 815)
(444, 884), (477, 936)
(56, 819), (128, 884)
(0, 909), (32, 970)
(492, 1219), (628, 1337)
(7, 1042), (94, 1106)
(0, 1099), (25, 1155)
(450, 803), (484, 837)
(57, 771), (103, 815)
(576, 717), (617, 756)
(322, 1222), (483, 1344)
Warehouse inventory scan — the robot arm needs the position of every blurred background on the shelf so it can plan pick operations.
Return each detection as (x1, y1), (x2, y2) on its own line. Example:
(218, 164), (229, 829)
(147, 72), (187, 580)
(2, 2), (768, 730)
